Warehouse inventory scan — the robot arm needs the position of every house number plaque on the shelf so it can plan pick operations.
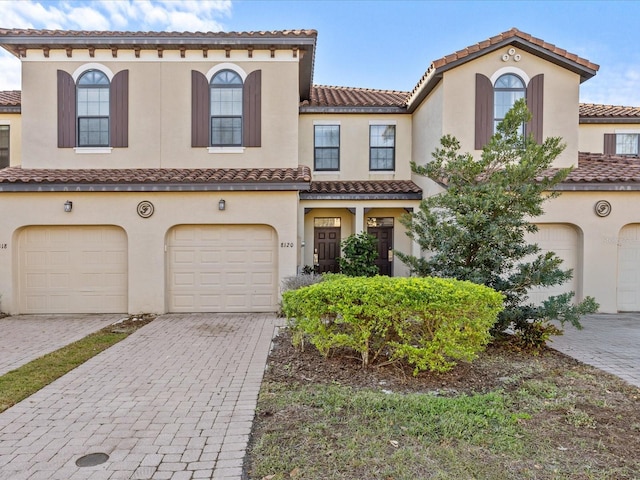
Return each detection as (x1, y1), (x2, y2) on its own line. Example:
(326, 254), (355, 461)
(137, 201), (154, 218)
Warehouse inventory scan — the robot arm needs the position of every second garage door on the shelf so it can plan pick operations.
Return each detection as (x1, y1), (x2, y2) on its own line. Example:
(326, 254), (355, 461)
(526, 224), (580, 305)
(166, 225), (278, 312)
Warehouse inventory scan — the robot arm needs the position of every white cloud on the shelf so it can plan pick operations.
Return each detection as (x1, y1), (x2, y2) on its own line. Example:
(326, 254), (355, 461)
(581, 65), (640, 107)
(0, 51), (21, 90)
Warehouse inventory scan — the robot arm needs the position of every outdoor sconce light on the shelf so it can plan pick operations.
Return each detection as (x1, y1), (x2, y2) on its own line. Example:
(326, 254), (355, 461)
(64, 200), (73, 213)
(218, 199), (226, 211)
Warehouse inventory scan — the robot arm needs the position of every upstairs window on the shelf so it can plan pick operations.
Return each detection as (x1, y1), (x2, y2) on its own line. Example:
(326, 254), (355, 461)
(314, 125), (340, 171)
(494, 73), (525, 134)
(616, 134), (639, 155)
(210, 70), (243, 147)
(58, 67), (128, 149)
(0, 125), (9, 168)
(369, 125), (395, 171)
(77, 70), (110, 147)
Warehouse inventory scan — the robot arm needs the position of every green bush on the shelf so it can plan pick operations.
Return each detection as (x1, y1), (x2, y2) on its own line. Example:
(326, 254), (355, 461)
(282, 276), (504, 374)
(338, 232), (379, 277)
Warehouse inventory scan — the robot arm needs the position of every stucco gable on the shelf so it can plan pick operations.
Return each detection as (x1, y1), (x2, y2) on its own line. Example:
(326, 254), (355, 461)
(407, 28), (599, 112)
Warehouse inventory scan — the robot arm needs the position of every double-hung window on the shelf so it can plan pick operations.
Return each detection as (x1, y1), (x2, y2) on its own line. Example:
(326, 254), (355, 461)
(0, 125), (9, 168)
(369, 125), (395, 170)
(494, 73), (525, 134)
(77, 70), (110, 147)
(210, 70), (243, 146)
(314, 125), (340, 171)
(616, 134), (640, 155)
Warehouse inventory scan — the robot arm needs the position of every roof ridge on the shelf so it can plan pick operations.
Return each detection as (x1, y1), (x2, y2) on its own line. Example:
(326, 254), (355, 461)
(0, 27), (318, 37)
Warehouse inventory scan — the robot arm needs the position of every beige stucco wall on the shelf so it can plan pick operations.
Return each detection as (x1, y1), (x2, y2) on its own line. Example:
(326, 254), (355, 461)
(0, 112), (21, 166)
(20, 49), (300, 169)
(538, 189), (640, 313)
(437, 45), (581, 168)
(298, 113), (412, 180)
(578, 122), (640, 154)
(0, 189), (298, 314)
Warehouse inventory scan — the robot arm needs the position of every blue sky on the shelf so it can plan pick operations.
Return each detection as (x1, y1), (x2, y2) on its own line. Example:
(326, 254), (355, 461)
(1, 0), (639, 106)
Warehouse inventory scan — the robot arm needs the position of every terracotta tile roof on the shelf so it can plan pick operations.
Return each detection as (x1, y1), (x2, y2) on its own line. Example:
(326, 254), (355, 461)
(539, 153), (640, 184)
(408, 28), (599, 111)
(579, 103), (640, 119)
(302, 85), (409, 108)
(0, 166), (312, 190)
(0, 90), (20, 106)
(303, 180), (422, 198)
(0, 28), (317, 40)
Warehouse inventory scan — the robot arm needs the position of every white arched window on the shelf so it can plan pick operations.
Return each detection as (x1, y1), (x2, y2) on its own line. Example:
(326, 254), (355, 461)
(494, 73), (525, 133)
(210, 69), (243, 146)
(77, 69), (110, 147)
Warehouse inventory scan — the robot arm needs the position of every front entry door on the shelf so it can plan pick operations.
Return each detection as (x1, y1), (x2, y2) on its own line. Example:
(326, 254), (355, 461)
(368, 225), (393, 276)
(314, 227), (340, 273)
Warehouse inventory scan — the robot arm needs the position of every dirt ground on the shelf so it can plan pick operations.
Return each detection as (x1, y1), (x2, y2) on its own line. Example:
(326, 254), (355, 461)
(250, 330), (640, 478)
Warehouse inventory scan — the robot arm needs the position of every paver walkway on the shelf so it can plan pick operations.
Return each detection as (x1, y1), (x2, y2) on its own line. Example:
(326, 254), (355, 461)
(551, 313), (640, 388)
(0, 313), (283, 480)
(0, 314), (123, 376)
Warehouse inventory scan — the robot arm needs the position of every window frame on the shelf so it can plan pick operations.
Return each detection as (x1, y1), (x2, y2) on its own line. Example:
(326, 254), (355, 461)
(0, 125), (9, 168)
(76, 69), (110, 148)
(210, 69), (244, 147)
(493, 73), (526, 133)
(314, 124), (341, 171)
(369, 124), (396, 171)
(615, 133), (640, 156)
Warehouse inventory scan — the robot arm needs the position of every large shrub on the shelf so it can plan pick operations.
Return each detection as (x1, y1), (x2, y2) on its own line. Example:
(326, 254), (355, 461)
(338, 232), (379, 277)
(282, 276), (503, 374)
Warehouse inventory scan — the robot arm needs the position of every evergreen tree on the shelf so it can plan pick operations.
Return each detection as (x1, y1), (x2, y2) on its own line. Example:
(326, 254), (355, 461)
(398, 99), (598, 346)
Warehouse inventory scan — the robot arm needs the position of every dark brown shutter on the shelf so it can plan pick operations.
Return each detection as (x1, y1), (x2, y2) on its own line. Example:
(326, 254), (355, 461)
(243, 69), (261, 147)
(475, 73), (493, 149)
(57, 70), (76, 148)
(191, 70), (209, 147)
(604, 134), (616, 155)
(526, 74), (544, 144)
(110, 70), (129, 148)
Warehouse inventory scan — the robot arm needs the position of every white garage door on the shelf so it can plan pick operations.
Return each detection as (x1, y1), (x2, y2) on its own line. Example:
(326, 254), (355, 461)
(617, 224), (640, 311)
(526, 224), (580, 306)
(19, 226), (128, 314)
(166, 225), (278, 312)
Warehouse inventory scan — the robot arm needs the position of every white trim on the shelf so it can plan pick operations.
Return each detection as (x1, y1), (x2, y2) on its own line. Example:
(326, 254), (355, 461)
(490, 67), (530, 86)
(368, 120), (397, 125)
(72, 63), (115, 82)
(615, 129), (640, 134)
(0, 120), (10, 125)
(313, 120), (341, 125)
(368, 170), (396, 174)
(205, 63), (248, 83)
(74, 147), (113, 154)
(207, 146), (245, 154)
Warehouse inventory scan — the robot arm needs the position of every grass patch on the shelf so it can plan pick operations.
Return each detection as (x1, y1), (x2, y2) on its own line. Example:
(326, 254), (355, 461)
(0, 315), (154, 413)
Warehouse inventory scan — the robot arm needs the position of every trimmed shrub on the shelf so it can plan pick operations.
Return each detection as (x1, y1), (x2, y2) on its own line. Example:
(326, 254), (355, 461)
(282, 276), (504, 374)
(338, 232), (379, 277)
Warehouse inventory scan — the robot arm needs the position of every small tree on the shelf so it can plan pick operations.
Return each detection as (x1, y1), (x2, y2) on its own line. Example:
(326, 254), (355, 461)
(398, 99), (598, 347)
(338, 232), (379, 277)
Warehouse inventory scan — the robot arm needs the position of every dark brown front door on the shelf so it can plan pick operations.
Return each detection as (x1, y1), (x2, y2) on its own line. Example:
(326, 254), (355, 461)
(368, 226), (393, 276)
(314, 227), (340, 273)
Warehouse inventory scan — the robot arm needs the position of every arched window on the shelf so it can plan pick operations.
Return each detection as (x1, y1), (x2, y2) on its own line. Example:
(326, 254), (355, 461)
(210, 70), (243, 146)
(494, 73), (525, 133)
(77, 70), (110, 147)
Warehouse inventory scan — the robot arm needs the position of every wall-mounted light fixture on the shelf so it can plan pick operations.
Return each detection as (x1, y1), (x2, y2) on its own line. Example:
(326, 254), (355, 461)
(64, 200), (73, 213)
(218, 199), (226, 211)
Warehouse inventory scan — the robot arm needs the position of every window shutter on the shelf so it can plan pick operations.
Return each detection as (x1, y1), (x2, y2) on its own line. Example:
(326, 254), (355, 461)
(191, 70), (209, 147)
(526, 74), (544, 144)
(475, 73), (493, 149)
(110, 70), (129, 148)
(243, 70), (262, 147)
(57, 70), (76, 148)
(604, 134), (616, 155)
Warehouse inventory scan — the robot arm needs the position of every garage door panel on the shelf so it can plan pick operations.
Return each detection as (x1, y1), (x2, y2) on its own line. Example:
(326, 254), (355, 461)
(526, 224), (579, 306)
(19, 226), (128, 314)
(167, 225), (277, 312)
(617, 224), (640, 311)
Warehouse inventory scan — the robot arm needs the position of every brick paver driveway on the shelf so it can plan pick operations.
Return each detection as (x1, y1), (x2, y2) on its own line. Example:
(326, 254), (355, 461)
(0, 313), (283, 480)
(0, 314), (123, 376)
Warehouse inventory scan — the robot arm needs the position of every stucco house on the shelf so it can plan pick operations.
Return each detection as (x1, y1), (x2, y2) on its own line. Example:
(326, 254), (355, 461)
(0, 27), (638, 315)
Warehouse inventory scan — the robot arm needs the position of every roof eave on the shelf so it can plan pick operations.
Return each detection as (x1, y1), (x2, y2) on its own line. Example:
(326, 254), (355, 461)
(579, 117), (640, 124)
(553, 182), (640, 191)
(299, 192), (423, 200)
(0, 182), (312, 192)
(0, 106), (20, 113)
(299, 106), (407, 114)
